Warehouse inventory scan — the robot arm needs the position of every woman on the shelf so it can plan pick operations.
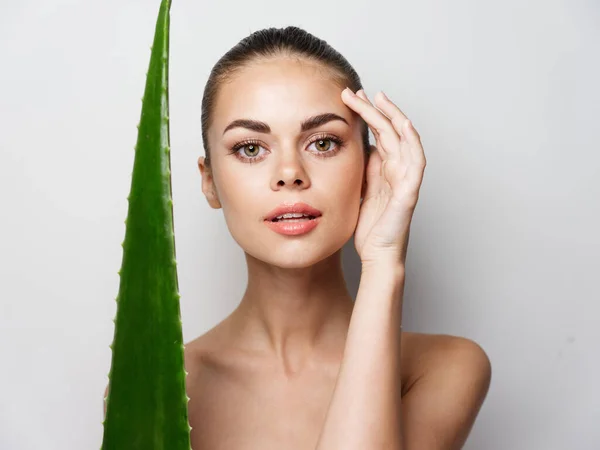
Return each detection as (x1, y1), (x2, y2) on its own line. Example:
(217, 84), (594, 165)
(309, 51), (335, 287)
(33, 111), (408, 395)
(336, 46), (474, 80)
(185, 26), (492, 449)
(107, 26), (492, 449)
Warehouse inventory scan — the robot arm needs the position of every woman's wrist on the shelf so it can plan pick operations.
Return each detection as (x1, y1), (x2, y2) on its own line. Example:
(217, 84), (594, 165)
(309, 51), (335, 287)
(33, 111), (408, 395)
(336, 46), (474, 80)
(361, 258), (406, 280)
(356, 260), (406, 319)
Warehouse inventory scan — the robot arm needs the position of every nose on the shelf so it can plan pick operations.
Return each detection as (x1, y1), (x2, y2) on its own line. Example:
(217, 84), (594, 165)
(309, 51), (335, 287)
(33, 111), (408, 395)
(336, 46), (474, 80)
(270, 147), (311, 191)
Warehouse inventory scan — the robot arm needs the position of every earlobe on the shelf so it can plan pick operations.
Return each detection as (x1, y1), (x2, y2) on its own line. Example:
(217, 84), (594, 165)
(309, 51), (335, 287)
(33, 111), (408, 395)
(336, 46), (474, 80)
(198, 156), (222, 209)
(205, 183), (222, 210)
(204, 184), (222, 210)
(206, 191), (222, 209)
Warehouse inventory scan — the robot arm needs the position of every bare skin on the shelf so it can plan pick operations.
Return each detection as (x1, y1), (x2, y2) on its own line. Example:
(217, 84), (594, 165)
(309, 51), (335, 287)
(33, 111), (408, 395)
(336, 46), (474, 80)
(104, 325), (490, 449)
(183, 313), (490, 450)
(104, 55), (492, 449)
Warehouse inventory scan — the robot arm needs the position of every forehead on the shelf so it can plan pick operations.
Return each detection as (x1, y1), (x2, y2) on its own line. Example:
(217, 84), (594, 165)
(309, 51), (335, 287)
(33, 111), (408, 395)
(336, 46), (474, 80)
(211, 58), (351, 135)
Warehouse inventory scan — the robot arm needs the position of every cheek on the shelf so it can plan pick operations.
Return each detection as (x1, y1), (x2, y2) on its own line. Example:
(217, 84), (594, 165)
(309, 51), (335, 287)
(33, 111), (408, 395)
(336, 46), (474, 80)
(212, 166), (266, 242)
(327, 164), (364, 225)
(213, 160), (263, 207)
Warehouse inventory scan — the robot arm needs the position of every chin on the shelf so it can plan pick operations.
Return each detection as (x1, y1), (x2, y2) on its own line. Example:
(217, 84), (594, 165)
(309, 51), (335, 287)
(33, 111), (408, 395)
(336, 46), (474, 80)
(244, 236), (351, 271)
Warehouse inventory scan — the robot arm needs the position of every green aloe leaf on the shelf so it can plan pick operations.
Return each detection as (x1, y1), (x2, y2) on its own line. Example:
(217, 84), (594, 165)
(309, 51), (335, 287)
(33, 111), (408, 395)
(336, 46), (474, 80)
(101, 0), (191, 448)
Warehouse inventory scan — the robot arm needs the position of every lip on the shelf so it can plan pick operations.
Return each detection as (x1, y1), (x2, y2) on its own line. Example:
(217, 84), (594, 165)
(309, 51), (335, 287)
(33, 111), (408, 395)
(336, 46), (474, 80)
(264, 215), (321, 236)
(264, 202), (323, 222)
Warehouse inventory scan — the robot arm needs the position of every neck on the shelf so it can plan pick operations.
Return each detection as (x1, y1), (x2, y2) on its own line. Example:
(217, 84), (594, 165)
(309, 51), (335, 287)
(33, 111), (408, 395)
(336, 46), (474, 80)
(227, 248), (355, 373)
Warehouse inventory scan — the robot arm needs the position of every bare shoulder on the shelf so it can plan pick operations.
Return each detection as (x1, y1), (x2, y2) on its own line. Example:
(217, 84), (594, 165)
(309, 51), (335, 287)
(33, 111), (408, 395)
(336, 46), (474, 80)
(401, 331), (491, 364)
(183, 321), (229, 375)
(182, 318), (245, 387)
(400, 331), (492, 393)
(182, 323), (232, 417)
(399, 332), (492, 447)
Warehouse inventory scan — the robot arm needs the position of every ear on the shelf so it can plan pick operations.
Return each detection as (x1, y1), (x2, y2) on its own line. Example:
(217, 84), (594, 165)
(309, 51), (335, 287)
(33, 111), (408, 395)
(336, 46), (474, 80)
(198, 156), (222, 209)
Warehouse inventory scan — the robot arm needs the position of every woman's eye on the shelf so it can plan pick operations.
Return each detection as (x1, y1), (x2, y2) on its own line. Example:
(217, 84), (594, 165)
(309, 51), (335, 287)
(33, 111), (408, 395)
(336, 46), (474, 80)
(238, 143), (264, 158)
(232, 135), (343, 162)
(310, 138), (336, 153)
(228, 142), (266, 163)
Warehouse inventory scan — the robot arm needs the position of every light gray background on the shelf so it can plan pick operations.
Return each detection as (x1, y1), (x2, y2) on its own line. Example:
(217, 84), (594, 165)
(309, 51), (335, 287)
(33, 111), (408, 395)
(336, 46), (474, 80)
(1, 0), (598, 448)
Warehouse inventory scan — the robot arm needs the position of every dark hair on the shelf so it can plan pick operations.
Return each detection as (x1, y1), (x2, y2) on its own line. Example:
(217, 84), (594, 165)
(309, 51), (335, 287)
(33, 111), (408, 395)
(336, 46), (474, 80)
(200, 26), (370, 170)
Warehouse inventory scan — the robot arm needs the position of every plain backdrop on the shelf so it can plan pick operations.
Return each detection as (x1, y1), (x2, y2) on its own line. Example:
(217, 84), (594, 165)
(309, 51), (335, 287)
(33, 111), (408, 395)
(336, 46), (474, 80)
(1, 0), (599, 448)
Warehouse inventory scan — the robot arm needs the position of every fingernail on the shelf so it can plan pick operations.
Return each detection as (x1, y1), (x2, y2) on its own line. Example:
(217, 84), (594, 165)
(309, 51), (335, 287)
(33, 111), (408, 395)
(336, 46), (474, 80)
(344, 87), (355, 96)
(380, 91), (388, 99)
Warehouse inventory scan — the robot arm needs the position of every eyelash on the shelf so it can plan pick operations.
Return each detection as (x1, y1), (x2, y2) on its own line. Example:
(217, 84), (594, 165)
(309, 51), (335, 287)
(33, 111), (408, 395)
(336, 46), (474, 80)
(228, 133), (346, 164)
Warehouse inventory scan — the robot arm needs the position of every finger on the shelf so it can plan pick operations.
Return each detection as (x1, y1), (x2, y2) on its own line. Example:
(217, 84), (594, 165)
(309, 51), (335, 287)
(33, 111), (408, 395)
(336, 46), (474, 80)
(373, 91), (408, 125)
(372, 91), (409, 146)
(355, 90), (382, 143)
(341, 88), (401, 157)
(357, 90), (412, 168)
(346, 89), (389, 134)
(374, 92), (426, 166)
(403, 119), (427, 168)
(356, 89), (375, 109)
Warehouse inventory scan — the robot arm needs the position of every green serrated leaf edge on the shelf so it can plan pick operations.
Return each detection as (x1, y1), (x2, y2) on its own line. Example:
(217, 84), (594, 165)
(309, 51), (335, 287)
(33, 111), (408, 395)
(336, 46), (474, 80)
(101, 0), (191, 448)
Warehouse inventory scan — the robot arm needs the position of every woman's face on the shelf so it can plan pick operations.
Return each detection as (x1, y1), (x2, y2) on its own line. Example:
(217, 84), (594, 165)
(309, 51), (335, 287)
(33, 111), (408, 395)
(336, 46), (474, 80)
(199, 57), (367, 269)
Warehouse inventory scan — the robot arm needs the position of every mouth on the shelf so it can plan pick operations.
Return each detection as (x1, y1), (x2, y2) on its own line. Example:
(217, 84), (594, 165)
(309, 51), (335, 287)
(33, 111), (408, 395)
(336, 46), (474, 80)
(264, 202), (323, 222)
(264, 212), (322, 236)
(269, 214), (318, 223)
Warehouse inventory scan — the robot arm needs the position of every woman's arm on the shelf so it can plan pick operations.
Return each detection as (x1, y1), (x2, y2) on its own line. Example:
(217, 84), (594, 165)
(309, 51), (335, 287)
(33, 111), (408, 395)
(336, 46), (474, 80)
(315, 88), (492, 449)
(315, 262), (406, 450)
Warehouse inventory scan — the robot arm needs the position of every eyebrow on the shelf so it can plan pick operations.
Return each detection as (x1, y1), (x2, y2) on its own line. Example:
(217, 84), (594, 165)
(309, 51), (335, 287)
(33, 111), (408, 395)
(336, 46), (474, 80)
(222, 112), (349, 136)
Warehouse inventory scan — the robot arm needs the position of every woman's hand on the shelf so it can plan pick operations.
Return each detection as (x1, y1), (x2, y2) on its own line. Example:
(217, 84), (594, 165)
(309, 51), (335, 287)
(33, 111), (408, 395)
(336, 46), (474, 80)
(341, 88), (426, 269)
